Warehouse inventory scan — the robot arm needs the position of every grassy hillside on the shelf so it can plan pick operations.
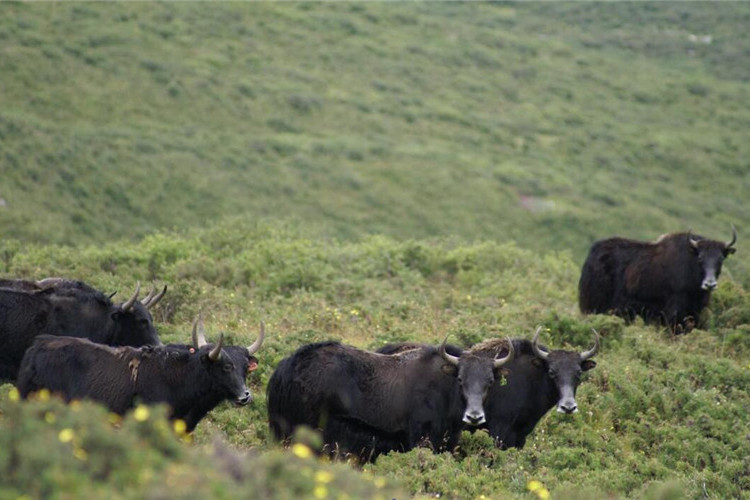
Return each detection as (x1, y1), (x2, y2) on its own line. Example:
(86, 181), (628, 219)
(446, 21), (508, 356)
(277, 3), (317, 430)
(1, 2), (749, 283)
(1, 222), (749, 499)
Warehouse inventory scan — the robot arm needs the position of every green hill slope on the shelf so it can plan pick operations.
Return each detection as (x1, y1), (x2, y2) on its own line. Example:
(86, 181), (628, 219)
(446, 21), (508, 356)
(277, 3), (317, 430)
(1, 2), (749, 282)
(1, 222), (748, 499)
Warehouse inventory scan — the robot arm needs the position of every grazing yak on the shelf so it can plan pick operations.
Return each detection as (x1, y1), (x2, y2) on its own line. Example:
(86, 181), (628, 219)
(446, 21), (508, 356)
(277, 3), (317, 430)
(578, 227), (737, 332)
(378, 327), (600, 449)
(16, 318), (264, 432)
(0, 281), (164, 381)
(267, 338), (513, 461)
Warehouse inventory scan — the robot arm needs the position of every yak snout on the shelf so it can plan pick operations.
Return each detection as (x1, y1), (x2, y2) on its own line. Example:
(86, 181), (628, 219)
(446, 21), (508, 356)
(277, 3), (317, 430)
(557, 401), (578, 414)
(701, 278), (718, 291)
(235, 389), (252, 406)
(463, 409), (486, 426)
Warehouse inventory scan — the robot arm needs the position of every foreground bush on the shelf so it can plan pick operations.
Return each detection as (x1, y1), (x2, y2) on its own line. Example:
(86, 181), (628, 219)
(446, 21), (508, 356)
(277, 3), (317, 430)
(0, 389), (402, 500)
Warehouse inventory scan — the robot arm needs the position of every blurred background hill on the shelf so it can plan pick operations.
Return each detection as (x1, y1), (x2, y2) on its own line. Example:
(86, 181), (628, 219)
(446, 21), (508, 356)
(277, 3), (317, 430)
(1, 2), (748, 280)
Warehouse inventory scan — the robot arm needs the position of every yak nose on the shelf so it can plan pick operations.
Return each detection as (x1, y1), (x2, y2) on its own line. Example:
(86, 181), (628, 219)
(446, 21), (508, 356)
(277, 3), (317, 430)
(463, 410), (486, 426)
(702, 280), (717, 291)
(236, 390), (252, 406)
(557, 403), (578, 414)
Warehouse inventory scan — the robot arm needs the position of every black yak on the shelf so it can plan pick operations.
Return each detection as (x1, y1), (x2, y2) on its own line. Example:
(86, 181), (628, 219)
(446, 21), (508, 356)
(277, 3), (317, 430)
(267, 338), (513, 461)
(579, 227), (737, 332)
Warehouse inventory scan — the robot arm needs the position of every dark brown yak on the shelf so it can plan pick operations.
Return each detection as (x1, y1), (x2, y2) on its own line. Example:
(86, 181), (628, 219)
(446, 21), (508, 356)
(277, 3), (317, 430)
(579, 226), (737, 332)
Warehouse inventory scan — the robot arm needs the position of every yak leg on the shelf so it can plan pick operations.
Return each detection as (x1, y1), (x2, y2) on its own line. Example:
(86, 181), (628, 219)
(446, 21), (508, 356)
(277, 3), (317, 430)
(663, 295), (691, 334)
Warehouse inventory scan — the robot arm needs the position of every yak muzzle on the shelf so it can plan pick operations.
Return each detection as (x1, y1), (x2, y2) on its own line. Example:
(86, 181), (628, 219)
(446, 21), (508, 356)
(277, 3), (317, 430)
(556, 402), (578, 414)
(235, 390), (252, 406)
(462, 410), (486, 426)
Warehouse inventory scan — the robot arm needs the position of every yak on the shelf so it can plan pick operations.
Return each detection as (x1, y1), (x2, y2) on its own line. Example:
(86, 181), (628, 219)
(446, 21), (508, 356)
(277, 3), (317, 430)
(0, 281), (165, 381)
(16, 317), (264, 432)
(578, 227), (737, 332)
(266, 338), (513, 461)
(377, 327), (600, 449)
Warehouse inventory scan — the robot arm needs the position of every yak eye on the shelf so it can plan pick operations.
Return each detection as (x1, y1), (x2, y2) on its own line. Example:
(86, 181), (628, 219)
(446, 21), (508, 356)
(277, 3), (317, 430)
(548, 370), (557, 379)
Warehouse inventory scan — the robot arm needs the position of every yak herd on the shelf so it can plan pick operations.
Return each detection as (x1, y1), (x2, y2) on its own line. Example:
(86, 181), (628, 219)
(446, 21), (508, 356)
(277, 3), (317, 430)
(0, 227), (737, 461)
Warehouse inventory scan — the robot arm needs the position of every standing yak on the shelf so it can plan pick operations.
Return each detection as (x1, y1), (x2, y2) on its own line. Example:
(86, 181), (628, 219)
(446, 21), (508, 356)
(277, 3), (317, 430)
(267, 338), (513, 462)
(16, 318), (264, 432)
(578, 227), (737, 332)
(0, 281), (165, 381)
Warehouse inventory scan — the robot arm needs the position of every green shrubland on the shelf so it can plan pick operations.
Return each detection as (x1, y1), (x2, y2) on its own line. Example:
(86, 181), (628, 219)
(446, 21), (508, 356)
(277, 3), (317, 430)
(1, 2), (749, 498)
(1, 221), (748, 499)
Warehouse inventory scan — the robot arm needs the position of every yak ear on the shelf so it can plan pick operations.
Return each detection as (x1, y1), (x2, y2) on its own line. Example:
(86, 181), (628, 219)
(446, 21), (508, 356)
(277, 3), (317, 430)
(531, 357), (546, 369)
(581, 360), (597, 371)
(725, 247), (736, 256)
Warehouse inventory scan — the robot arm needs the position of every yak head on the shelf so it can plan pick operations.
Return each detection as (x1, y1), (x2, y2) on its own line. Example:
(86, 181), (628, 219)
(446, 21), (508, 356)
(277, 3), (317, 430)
(110, 282), (166, 347)
(531, 327), (599, 415)
(687, 226), (737, 291)
(192, 317), (265, 406)
(439, 337), (514, 426)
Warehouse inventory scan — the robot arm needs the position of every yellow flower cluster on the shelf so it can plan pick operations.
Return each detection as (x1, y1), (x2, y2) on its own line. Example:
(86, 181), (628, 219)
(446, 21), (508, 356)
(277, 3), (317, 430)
(527, 479), (550, 500)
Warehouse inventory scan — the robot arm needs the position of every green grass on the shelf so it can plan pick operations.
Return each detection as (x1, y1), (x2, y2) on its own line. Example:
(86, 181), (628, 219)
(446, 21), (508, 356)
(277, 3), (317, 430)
(1, 221), (749, 499)
(1, 2), (749, 283)
(1, 2), (750, 499)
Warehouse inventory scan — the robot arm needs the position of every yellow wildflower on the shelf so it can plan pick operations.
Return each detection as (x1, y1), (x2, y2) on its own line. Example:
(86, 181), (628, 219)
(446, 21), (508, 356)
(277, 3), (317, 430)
(527, 480), (543, 492)
(133, 405), (150, 422)
(58, 428), (75, 443)
(292, 443), (313, 459)
(37, 389), (50, 401)
(8, 387), (20, 402)
(315, 470), (334, 484)
(537, 488), (550, 500)
(44, 412), (56, 424)
(173, 419), (188, 435)
(313, 485), (328, 499)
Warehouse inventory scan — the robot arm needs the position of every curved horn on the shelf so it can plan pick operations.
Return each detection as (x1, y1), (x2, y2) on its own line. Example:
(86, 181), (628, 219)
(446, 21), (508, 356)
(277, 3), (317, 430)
(192, 315), (208, 348)
(208, 333), (224, 362)
(531, 326), (549, 361)
(143, 285), (167, 309)
(686, 229), (700, 249)
(120, 282), (141, 312)
(726, 224), (737, 249)
(247, 321), (265, 355)
(493, 338), (514, 369)
(439, 335), (460, 366)
(107, 290), (117, 300)
(140, 287), (157, 306)
(580, 329), (600, 360)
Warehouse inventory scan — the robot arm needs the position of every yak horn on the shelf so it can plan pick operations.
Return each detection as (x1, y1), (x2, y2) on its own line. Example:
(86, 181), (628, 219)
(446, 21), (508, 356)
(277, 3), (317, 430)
(686, 229), (700, 249)
(726, 224), (737, 249)
(121, 282), (141, 312)
(140, 287), (156, 306)
(580, 329), (600, 360)
(208, 333), (224, 362)
(192, 315), (208, 348)
(439, 335), (460, 366)
(493, 338), (514, 369)
(248, 321), (265, 355)
(143, 285), (167, 309)
(531, 326), (549, 361)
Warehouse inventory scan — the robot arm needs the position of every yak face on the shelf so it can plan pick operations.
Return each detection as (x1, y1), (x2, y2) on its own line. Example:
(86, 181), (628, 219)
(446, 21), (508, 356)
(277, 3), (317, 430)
(688, 238), (735, 291)
(440, 340), (514, 426)
(456, 356), (510, 425)
(534, 351), (596, 414)
(531, 327), (599, 415)
(110, 301), (161, 347)
(200, 347), (252, 406)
